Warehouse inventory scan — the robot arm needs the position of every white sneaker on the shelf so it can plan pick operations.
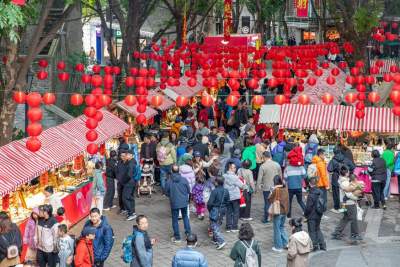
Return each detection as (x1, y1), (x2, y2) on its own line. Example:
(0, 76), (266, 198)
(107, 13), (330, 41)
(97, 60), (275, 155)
(103, 208), (110, 211)
(330, 209), (340, 214)
(216, 242), (226, 250)
(126, 214), (137, 221)
(111, 205), (117, 208)
(272, 247), (283, 252)
(322, 215), (329, 220)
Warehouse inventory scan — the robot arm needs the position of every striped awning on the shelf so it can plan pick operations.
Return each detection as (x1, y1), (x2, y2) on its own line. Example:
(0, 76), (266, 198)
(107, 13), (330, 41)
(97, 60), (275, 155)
(147, 90), (175, 111)
(116, 101), (158, 119)
(341, 106), (400, 133)
(370, 58), (399, 74)
(163, 76), (205, 100)
(280, 104), (342, 130)
(0, 110), (128, 196)
(259, 105), (280, 123)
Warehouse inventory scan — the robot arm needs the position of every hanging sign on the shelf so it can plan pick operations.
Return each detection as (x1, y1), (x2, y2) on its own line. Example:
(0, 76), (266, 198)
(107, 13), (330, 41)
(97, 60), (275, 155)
(224, 0), (233, 42)
(296, 0), (309, 18)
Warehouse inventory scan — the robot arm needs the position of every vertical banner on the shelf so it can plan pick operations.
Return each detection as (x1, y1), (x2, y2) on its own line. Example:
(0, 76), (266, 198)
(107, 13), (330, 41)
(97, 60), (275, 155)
(296, 0), (309, 17)
(224, 0), (233, 41)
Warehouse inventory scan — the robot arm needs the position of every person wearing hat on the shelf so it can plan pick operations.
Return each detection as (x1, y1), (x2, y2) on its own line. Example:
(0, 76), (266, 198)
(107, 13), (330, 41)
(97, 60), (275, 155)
(224, 149), (242, 173)
(179, 154), (196, 191)
(74, 226), (96, 267)
(171, 234), (208, 267)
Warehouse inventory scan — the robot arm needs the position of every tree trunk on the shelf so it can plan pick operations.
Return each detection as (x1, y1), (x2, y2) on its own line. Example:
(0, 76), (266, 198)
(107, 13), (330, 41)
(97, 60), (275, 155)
(266, 18), (272, 40)
(175, 13), (183, 48)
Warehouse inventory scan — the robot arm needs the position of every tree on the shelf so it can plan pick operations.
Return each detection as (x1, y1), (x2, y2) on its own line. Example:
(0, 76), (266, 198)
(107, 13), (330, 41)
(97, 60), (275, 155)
(0, 0), (78, 146)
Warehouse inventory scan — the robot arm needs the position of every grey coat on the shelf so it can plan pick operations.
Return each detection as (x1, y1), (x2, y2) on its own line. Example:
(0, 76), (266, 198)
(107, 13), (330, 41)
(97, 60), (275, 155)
(223, 172), (244, 201)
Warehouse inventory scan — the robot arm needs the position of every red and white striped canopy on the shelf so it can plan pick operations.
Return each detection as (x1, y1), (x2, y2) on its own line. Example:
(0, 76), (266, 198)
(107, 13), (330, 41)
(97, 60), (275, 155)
(341, 106), (400, 133)
(370, 58), (399, 74)
(279, 104), (342, 130)
(0, 110), (128, 196)
(116, 101), (158, 119)
(147, 90), (175, 111)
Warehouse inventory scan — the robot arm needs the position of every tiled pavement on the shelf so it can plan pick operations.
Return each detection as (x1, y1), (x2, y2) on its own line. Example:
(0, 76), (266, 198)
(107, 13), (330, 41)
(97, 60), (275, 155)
(71, 189), (400, 267)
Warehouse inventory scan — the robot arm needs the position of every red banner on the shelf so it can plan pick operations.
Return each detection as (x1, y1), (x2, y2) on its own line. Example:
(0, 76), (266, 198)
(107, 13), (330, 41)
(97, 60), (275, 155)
(224, 0), (233, 41)
(296, 0), (309, 17)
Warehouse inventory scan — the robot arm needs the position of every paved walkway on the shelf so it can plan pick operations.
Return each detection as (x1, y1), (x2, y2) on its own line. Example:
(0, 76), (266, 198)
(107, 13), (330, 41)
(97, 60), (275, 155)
(71, 189), (400, 267)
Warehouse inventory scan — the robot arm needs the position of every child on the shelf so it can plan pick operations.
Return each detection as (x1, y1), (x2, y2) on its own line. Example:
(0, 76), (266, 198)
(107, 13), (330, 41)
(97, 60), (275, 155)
(23, 208), (40, 263)
(57, 224), (75, 267)
(56, 207), (71, 229)
(338, 167), (364, 212)
(74, 226), (96, 267)
(192, 176), (206, 220)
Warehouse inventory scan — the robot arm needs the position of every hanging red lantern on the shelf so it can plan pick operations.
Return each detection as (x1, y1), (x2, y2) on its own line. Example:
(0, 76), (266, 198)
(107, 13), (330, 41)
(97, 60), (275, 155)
(94, 111), (103, 121)
(160, 83), (166, 90)
(91, 75), (102, 87)
(358, 92), (367, 101)
(355, 75), (365, 84)
(345, 76), (355, 85)
(355, 109), (365, 119)
(326, 76), (336, 85)
(392, 22), (399, 29)
(85, 94), (96, 107)
(84, 107), (97, 118)
(103, 66), (112, 75)
(42, 92), (55, 105)
(146, 78), (156, 88)
(393, 106), (400, 116)
(390, 65), (399, 73)
(365, 75), (375, 85)
(113, 66), (121, 75)
(390, 91), (400, 105)
(57, 61), (66, 70)
(258, 70), (267, 78)
(331, 68), (340, 76)
(307, 77), (317, 86)
(298, 94), (310, 105)
(13, 91), (26, 104)
(350, 67), (360, 76)
(176, 96), (188, 107)
(151, 95), (163, 107)
(393, 84), (400, 91)
(58, 72), (69, 82)
(98, 94), (111, 107)
(124, 95), (137, 106)
(26, 137), (41, 152)
(70, 94), (83, 106)
(247, 79), (259, 89)
(295, 69), (308, 78)
(37, 70), (48, 80)
(321, 93), (334, 104)
(356, 101), (365, 110)
(345, 92), (357, 104)
(136, 114), (146, 125)
(297, 84), (304, 92)
(314, 69), (323, 77)
(286, 78), (297, 88)
(38, 59), (48, 68)
(187, 78), (197, 87)
(138, 68), (148, 77)
(81, 74), (91, 84)
(125, 76), (135, 87)
(267, 78), (279, 87)
(252, 95), (264, 106)
(103, 74), (113, 85)
(137, 104), (147, 113)
(355, 60), (365, 69)
(393, 74), (400, 84)
(321, 61), (330, 69)
(27, 107), (42, 122)
(87, 143), (98, 154)
(85, 118), (98, 129)
(75, 63), (84, 72)
(201, 94), (214, 107)
(226, 94), (239, 107)
(368, 92), (380, 103)
(27, 92), (42, 107)
(383, 73), (392, 82)
(86, 130), (98, 142)
(338, 61), (347, 69)
(356, 84), (366, 92)
(92, 65), (101, 73)
(370, 66), (379, 75)
(274, 95), (286, 105)
(26, 123), (42, 137)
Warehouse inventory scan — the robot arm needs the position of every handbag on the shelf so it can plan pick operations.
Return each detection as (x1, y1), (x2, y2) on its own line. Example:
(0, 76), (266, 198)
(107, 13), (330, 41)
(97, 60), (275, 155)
(209, 190), (225, 221)
(268, 188), (281, 216)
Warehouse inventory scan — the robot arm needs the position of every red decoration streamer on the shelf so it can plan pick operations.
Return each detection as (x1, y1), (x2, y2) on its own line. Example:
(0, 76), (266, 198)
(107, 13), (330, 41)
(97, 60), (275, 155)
(224, 0), (233, 42)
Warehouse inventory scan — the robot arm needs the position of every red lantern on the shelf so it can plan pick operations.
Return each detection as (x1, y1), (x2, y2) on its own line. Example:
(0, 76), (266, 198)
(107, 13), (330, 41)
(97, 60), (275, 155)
(356, 101), (365, 110)
(326, 76), (336, 85)
(321, 62), (330, 69)
(84, 107), (97, 118)
(346, 76), (355, 85)
(176, 96), (188, 107)
(365, 75), (375, 85)
(390, 65), (399, 73)
(392, 22), (398, 29)
(37, 70), (48, 80)
(201, 94), (214, 107)
(368, 92), (380, 103)
(124, 95), (137, 106)
(350, 67), (360, 76)
(92, 65), (101, 73)
(125, 76), (135, 87)
(321, 93), (334, 104)
(138, 68), (148, 77)
(137, 104), (147, 113)
(314, 69), (323, 77)
(75, 63), (84, 72)
(274, 95), (286, 105)
(247, 79), (259, 89)
(151, 95), (163, 107)
(393, 84), (400, 91)
(297, 84), (304, 92)
(86, 118), (98, 129)
(58, 72), (69, 82)
(370, 66), (379, 75)
(27, 108), (42, 122)
(81, 74), (91, 84)
(86, 130), (98, 142)
(355, 60), (365, 69)
(393, 106), (400, 116)
(338, 61), (347, 69)
(356, 84), (366, 92)
(103, 66), (112, 75)
(331, 68), (340, 76)
(94, 111), (103, 122)
(298, 94), (310, 105)
(56, 61), (66, 70)
(383, 73), (392, 82)
(267, 78), (279, 87)
(26, 123), (42, 137)
(38, 59), (48, 68)
(27, 92), (42, 107)
(307, 77), (317, 86)
(358, 92), (367, 101)
(355, 110), (365, 119)
(136, 114), (146, 125)
(295, 69), (308, 78)
(393, 74), (400, 84)
(113, 66), (121, 75)
(98, 94), (111, 107)
(13, 91), (26, 104)
(187, 78), (197, 87)
(42, 92), (55, 105)
(103, 74), (113, 85)
(252, 95), (265, 106)
(130, 67), (138, 76)
(345, 93), (357, 104)
(91, 75), (102, 87)
(85, 94), (96, 106)
(26, 137), (41, 152)
(390, 91), (400, 105)
(70, 94), (83, 106)
(86, 143), (98, 154)
(226, 94), (239, 107)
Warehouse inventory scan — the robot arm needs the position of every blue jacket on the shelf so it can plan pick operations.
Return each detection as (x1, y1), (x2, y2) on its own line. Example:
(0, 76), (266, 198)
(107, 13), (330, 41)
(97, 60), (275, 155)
(132, 227), (153, 267)
(284, 166), (306, 189)
(207, 185), (230, 211)
(172, 247), (208, 267)
(83, 216), (114, 262)
(165, 173), (191, 209)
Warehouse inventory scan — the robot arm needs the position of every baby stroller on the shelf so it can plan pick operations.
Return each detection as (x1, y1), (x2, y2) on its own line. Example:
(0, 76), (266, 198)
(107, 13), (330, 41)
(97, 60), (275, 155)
(137, 159), (155, 197)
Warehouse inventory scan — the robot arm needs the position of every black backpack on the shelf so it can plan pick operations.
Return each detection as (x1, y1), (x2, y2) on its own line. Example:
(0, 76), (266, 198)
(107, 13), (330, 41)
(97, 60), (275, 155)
(315, 190), (327, 215)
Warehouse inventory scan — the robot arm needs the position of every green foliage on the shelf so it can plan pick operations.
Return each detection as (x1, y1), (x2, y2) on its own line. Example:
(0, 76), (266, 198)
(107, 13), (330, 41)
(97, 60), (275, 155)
(246, 0), (285, 20)
(12, 128), (24, 141)
(353, 3), (382, 35)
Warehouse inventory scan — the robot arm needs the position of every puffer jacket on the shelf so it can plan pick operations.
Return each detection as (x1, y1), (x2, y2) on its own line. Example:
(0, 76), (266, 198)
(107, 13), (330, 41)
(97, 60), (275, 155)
(368, 158), (387, 182)
(172, 247), (208, 267)
(223, 171), (244, 201)
(304, 187), (323, 220)
(312, 156), (329, 188)
(242, 146), (257, 170)
(179, 164), (196, 191)
(287, 231), (313, 267)
(74, 238), (94, 267)
(327, 152), (355, 186)
(165, 173), (191, 209)
(156, 138), (177, 166)
(35, 217), (58, 253)
(207, 186), (230, 211)
(83, 216), (114, 262)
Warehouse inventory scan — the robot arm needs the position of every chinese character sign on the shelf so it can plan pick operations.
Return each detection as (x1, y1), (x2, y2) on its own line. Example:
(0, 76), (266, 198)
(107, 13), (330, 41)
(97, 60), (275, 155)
(224, 0), (233, 41)
(296, 0), (309, 17)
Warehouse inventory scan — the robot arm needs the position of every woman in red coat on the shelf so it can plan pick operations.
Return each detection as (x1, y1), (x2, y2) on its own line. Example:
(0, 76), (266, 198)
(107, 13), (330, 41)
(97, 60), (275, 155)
(74, 227), (96, 267)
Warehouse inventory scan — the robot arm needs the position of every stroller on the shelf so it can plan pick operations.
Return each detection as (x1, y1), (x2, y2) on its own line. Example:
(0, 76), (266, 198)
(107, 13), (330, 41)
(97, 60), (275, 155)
(137, 159), (155, 197)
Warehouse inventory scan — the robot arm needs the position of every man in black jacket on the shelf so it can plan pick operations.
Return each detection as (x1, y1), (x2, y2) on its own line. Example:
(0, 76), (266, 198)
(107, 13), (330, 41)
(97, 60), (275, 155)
(115, 152), (128, 213)
(103, 150), (118, 211)
(122, 151), (138, 221)
(304, 177), (326, 251)
(140, 134), (157, 162)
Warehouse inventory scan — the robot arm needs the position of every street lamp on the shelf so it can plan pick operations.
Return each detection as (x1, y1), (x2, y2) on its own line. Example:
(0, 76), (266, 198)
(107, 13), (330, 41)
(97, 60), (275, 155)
(24, 69), (34, 137)
(366, 41), (373, 92)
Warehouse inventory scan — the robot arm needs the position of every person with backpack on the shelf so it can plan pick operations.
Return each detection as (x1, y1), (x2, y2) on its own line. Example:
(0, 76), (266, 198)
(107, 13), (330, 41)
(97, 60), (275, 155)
(381, 142), (395, 200)
(287, 218), (313, 267)
(129, 215), (155, 267)
(271, 140), (286, 170)
(0, 212), (22, 267)
(303, 134), (319, 171)
(57, 224), (75, 267)
(304, 177), (326, 251)
(172, 234), (208, 267)
(157, 132), (177, 192)
(74, 226), (96, 267)
(92, 161), (106, 215)
(35, 204), (58, 267)
(83, 208), (114, 266)
(229, 223), (261, 267)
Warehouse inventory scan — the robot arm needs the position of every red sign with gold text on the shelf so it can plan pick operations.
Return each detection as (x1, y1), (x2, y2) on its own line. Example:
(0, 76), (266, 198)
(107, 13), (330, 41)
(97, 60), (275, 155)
(296, 0), (309, 17)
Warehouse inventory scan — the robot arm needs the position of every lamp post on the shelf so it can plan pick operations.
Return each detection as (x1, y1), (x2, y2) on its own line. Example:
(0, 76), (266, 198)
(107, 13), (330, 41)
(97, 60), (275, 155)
(24, 69), (34, 137)
(366, 41), (373, 93)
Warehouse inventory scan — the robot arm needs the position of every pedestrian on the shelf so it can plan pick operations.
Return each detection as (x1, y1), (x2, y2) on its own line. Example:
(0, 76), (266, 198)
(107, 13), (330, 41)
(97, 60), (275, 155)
(165, 165), (191, 243)
(229, 223), (261, 267)
(35, 205), (58, 267)
(23, 207), (39, 263)
(207, 176), (230, 250)
(241, 138), (257, 179)
(74, 226), (96, 267)
(192, 176), (206, 220)
(285, 147), (307, 218)
(223, 162), (244, 233)
(303, 134), (319, 171)
(83, 208), (114, 266)
(192, 134), (210, 159)
(381, 142), (395, 200)
(258, 151), (282, 223)
(238, 160), (255, 221)
(43, 185), (63, 213)
(92, 161), (106, 214)
(157, 132), (177, 191)
(271, 140), (286, 169)
(268, 175), (289, 252)
(122, 151), (139, 221)
(255, 141), (269, 180)
(55, 207), (70, 228)
(103, 150), (118, 211)
(304, 177), (326, 251)
(131, 215), (155, 267)
(116, 151), (129, 214)
(172, 234), (208, 267)
(287, 218), (313, 267)
(0, 211), (22, 266)
(368, 150), (387, 209)
(178, 153), (196, 191)
(57, 224), (74, 267)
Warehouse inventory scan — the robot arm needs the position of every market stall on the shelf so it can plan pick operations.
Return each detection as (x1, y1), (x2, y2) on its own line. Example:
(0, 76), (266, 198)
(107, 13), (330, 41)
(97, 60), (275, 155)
(259, 104), (280, 124)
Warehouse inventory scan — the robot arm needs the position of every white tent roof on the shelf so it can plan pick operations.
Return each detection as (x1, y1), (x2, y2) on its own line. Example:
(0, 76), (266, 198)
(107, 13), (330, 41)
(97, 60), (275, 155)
(259, 105), (280, 124)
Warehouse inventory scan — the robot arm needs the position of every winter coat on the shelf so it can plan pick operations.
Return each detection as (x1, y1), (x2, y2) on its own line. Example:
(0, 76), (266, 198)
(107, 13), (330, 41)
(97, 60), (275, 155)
(287, 147), (304, 167)
(0, 223), (22, 263)
(284, 166), (306, 190)
(131, 227), (153, 267)
(192, 142), (210, 159)
(312, 156), (329, 188)
(35, 217), (58, 253)
(229, 239), (261, 267)
(172, 247), (208, 267)
(224, 157), (242, 173)
(268, 186), (289, 215)
(368, 158), (387, 182)
(215, 136), (234, 159)
(83, 216), (114, 262)
(258, 160), (282, 192)
(234, 108), (248, 128)
(327, 152), (355, 186)
(192, 183), (205, 205)
(23, 216), (37, 249)
(207, 186), (230, 211)
(74, 238), (94, 267)
(382, 149), (395, 172)
(140, 142), (157, 160)
(287, 231), (313, 267)
(105, 158), (118, 179)
(304, 187), (323, 220)
(57, 235), (75, 267)
(179, 164), (196, 191)
(242, 146), (257, 170)
(156, 138), (177, 166)
(165, 173), (191, 209)
(237, 168), (255, 192)
(255, 143), (266, 164)
(223, 171), (244, 201)
(92, 169), (106, 196)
